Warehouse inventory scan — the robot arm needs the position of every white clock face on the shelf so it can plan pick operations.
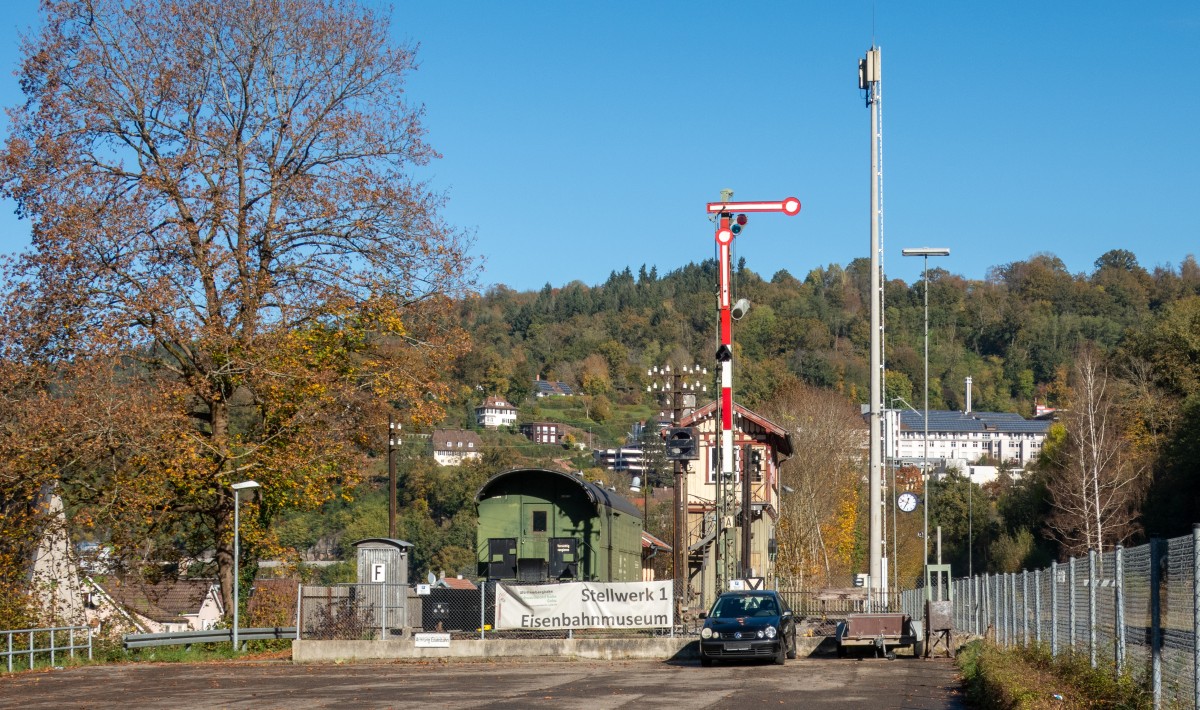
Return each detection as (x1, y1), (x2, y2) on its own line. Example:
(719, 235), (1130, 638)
(897, 492), (919, 513)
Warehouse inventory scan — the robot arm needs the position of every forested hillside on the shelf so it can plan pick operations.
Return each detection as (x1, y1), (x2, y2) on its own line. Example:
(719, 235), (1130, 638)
(447, 249), (1200, 567)
(454, 251), (1196, 419)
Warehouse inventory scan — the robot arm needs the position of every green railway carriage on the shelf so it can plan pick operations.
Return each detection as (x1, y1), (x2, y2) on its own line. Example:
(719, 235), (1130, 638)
(475, 468), (643, 582)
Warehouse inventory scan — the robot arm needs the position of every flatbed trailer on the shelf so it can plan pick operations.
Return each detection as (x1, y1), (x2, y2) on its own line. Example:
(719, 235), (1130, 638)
(835, 612), (924, 659)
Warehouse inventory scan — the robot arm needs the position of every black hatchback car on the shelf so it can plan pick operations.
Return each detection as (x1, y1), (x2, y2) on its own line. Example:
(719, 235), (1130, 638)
(698, 590), (797, 666)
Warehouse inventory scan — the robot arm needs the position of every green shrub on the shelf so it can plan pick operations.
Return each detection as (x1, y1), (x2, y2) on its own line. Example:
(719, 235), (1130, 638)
(957, 641), (1151, 709)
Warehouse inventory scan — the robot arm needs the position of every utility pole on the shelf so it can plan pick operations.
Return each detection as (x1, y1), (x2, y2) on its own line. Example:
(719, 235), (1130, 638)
(705, 192), (800, 594)
(388, 418), (400, 539)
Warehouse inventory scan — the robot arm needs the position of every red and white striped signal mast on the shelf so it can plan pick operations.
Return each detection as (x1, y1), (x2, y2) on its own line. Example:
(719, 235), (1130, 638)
(705, 193), (801, 591)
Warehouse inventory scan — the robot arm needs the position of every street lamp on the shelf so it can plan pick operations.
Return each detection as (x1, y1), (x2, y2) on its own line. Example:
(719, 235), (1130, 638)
(902, 247), (949, 599)
(231, 479), (260, 651)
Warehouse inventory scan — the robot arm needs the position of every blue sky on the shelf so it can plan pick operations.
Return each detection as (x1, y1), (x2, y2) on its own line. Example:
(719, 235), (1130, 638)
(2, 2), (1197, 292)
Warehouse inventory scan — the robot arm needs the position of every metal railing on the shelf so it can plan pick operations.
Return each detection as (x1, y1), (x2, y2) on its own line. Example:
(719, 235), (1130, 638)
(901, 526), (1199, 709)
(2, 625), (92, 673)
(123, 627), (297, 650)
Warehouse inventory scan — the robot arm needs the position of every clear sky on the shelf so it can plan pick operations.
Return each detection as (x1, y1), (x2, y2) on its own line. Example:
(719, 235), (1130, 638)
(1, 2), (1197, 292)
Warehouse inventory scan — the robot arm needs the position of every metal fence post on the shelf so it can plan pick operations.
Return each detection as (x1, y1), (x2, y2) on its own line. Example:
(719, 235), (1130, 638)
(1150, 538), (1162, 708)
(1088, 549), (1097, 668)
(1022, 571), (1029, 646)
(994, 573), (1000, 642)
(1006, 573), (1013, 648)
(1193, 525), (1199, 710)
(1035, 569), (1042, 645)
(480, 581), (486, 641)
(1115, 545), (1125, 675)
(971, 575), (977, 636)
(1051, 561), (1059, 658)
(87, 626), (92, 662)
(1069, 557), (1077, 653)
(1011, 573), (1018, 647)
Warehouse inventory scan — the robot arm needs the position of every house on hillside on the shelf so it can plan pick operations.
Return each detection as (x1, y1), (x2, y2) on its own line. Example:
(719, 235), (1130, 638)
(431, 428), (484, 466)
(475, 396), (518, 429)
(89, 577), (223, 633)
(519, 421), (563, 445)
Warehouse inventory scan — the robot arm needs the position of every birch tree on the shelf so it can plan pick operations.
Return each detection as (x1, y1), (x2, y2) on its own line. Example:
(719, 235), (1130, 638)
(1045, 348), (1144, 555)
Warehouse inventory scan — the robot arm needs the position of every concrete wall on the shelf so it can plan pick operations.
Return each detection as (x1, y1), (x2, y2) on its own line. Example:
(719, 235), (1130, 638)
(292, 635), (828, 664)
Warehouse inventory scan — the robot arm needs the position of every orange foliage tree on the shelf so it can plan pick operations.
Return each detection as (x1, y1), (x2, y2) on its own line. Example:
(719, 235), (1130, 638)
(0, 0), (474, 619)
(761, 383), (866, 586)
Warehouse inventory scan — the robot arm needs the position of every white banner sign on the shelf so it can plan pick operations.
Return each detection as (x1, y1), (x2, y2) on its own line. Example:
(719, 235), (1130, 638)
(495, 581), (673, 631)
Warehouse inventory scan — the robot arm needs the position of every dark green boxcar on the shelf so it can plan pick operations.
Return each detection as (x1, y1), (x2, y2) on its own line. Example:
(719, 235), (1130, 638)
(476, 468), (643, 582)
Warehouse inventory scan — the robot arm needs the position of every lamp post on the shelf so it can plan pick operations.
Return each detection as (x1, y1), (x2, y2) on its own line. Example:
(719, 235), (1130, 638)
(902, 247), (949, 599)
(231, 479), (260, 651)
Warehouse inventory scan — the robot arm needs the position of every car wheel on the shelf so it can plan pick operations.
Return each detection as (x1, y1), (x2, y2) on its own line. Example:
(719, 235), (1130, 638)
(786, 628), (797, 659)
(773, 641), (786, 665)
(700, 655), (713, 667)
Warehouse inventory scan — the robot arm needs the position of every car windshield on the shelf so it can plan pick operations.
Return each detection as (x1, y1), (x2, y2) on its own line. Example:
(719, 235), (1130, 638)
(710, 594), (778, 618)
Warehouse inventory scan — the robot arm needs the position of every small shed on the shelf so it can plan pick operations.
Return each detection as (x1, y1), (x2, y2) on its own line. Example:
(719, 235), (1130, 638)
(475, 468), (643, 583)
(353, 538), (412, 634)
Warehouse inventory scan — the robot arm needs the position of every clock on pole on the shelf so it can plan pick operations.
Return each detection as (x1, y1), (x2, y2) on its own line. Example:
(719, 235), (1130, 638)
(897, 492), (919, 513)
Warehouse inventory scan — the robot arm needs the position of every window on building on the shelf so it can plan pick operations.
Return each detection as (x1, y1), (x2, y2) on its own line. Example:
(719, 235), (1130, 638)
(532, 510), (548, 533)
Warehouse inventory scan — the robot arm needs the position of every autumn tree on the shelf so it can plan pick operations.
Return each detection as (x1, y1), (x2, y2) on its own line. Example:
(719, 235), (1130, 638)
(1044, 348), (1144, 555)
(760, 383), (865, 586)
(0, 0), (474, 619)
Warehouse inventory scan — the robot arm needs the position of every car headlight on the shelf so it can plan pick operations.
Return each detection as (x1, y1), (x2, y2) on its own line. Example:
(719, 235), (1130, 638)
(765, 626), (777, 639)
(701, 628), (712, 639)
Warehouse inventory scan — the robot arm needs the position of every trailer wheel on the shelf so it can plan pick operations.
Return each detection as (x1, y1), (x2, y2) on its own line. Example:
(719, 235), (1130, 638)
(836, 644), (847, 658)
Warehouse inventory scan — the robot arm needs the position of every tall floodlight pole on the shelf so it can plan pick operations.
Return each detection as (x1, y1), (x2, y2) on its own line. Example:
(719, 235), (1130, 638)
(231, 479), (260, 652)
(860, 46), (884, 608)
(902, 247), (949, 599)
(705, 193), (801, 593)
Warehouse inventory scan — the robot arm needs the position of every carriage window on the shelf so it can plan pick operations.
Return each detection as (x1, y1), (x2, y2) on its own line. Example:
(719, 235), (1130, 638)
(532, 510), (548, 532)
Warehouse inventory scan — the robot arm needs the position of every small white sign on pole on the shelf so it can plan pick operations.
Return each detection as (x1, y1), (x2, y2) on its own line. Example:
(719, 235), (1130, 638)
(416, 584), (431, 596)
(414, 632), (451, 648)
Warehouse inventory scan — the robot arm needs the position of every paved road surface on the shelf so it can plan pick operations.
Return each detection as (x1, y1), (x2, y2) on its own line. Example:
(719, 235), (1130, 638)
(0, 656), (965, 709)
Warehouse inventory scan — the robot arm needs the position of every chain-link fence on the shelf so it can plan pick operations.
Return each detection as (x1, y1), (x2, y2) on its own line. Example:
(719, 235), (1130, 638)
(901, 527), (1199, 709)
(299, 580), (680, 641)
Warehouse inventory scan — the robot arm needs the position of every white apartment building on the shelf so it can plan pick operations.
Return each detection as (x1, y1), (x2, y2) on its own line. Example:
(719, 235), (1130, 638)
(883, 408), (1051, 475)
